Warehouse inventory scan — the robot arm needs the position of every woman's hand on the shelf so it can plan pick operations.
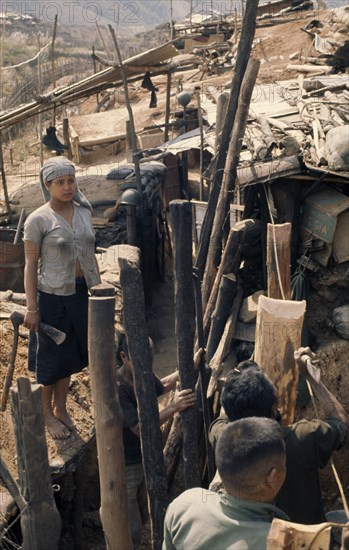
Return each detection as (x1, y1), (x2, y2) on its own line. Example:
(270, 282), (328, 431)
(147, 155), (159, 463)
(24, 310), (41, 332)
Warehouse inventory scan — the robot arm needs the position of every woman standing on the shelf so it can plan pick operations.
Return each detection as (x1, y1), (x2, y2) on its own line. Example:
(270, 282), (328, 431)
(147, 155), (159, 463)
(23, 157), (100, 439)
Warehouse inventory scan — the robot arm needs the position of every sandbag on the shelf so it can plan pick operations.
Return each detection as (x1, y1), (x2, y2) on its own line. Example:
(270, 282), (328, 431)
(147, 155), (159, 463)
(325, 125), (349, 171)
(330, 305), (349, 340)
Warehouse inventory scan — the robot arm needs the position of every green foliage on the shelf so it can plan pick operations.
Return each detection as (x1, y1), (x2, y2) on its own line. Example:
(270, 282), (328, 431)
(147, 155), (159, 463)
(2, 39), (37, 67)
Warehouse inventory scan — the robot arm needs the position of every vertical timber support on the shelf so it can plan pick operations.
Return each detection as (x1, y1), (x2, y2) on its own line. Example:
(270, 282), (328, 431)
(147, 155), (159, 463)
(170, 200), (200, 489)
(119, 260), (168, 550)
(10, 377), (61, 550)
(267, 223), (292, 300)
(88, 283), (132, 550)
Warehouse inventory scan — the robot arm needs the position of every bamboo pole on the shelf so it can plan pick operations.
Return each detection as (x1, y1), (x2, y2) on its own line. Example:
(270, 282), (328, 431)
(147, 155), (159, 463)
(201, 58), (260, 307)
(108, 25), (142, 200)
(164, 72), (172, 143)
(37, 34), (43, 167)
(62, 118), (72, 160)
(267, 223), (292, 301)
(88, 284), (132, 550)
(194, 0), (259, 280)
(119, 260), (168, 550)
(96, 21), (112, 60)
(170, 200), (200, 489)
(51, 14), (58, 90)
(11, 377), (61, 550)
(169, 0), (174, 40)
(195, 87), (205, 201)
(0, 132), (12, 222)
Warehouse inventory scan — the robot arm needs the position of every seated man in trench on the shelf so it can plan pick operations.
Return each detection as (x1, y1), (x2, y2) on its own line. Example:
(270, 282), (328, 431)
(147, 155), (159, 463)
(209, 347), (348, 525)
(163, 417), (289, 549)
(117, 334), (198, 548)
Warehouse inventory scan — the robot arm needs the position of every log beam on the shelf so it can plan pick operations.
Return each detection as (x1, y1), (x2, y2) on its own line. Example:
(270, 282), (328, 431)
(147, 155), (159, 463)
(170, 200), (200, 489)
(88, 284), (132, 550)
(120, 260), (168, 550)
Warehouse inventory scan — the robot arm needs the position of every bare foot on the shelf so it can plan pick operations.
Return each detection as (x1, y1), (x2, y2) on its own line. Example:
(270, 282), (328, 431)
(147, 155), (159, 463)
(46, 417), (71, 440)
(54, 408), (77, 433)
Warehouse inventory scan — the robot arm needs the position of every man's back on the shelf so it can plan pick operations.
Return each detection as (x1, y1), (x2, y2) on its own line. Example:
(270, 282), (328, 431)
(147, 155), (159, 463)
(163, 488), (288, 550)
(209, 416), (346, 524)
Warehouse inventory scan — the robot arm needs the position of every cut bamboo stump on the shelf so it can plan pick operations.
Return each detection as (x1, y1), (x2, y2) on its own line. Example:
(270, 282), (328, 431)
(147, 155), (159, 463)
(267, 519), (331, 549)
(267, 223), (292, 300)
(10, 377), (61, 550)
(170, 200), (200, 489)
(119, 260), (168, 550)
(254, 295), (306, 424)
(88, 284), (132, 550)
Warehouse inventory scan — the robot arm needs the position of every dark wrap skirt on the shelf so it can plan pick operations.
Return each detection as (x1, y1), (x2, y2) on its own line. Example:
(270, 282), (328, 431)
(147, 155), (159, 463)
(28, 279), (88, 385)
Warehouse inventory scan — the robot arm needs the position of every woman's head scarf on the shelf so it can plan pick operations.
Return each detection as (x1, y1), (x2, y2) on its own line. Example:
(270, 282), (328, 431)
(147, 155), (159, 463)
(40, 157), (92, 212)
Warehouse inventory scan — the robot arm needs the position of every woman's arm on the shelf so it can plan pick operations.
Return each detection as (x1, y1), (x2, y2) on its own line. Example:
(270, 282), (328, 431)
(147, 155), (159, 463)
(24, 240), (41, 332)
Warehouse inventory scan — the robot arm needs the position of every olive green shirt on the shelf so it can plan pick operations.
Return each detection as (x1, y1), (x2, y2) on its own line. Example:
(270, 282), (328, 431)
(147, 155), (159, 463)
(163, 488), (289, 550)
(209, 416), (346, 524)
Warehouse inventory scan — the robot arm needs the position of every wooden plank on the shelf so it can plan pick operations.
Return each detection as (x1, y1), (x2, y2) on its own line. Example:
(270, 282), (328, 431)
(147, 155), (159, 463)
(254, 296), (306, 424)
(267, 518), (331, 549)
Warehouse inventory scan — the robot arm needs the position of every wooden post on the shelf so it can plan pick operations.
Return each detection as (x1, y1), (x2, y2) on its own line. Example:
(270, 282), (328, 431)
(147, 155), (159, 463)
(108, 25), (143, 200)
(201, 58), (260, 307)
(96, 21), (112, 60)
(170, 200), (200, 489)
(0, 132), (12, 223)
(169, 0), (174, 40)
(203, 219), (253, 341)
(163, 413), (183, 487)
(206, 274), (237, 363)
(164, 72), (172, 143)
(207, 285), (244, 398)
(88, 284), (132, 550)
(215, 91), (229, 150)
(194, 0), (259, 279)
(51, 14), (58, 90)
(62, 118), (72, 160)
(254, 295), (306, 424)
(10, 377), (61, 550)
(37, 34), (43, 167)
(267, 223), (292, 300)
(195, 88), (205, 201)
(119, 260), (168, 550)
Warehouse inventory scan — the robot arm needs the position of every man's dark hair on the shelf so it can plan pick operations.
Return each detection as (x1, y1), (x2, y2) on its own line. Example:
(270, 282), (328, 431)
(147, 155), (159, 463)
(221, 366), (277, 421)
(216, 417), (284, 491)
